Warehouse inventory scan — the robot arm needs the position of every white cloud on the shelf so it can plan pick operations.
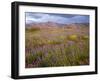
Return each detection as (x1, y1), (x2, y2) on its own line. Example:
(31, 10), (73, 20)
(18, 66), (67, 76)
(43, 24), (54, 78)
(25, 13), (89, 24)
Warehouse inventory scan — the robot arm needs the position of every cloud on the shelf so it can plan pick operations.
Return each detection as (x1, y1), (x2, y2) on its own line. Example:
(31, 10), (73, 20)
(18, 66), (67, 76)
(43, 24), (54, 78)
(70, 15), (89, 23)
(25, 12), (89, 24)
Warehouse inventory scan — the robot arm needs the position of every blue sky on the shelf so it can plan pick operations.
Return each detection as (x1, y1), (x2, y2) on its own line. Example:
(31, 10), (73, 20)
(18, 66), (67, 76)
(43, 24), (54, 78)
(25, 12), (89, 24)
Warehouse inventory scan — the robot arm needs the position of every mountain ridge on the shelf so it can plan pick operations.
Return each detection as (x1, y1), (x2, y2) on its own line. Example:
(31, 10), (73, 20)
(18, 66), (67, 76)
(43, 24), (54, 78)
(25, 22), (89, 28)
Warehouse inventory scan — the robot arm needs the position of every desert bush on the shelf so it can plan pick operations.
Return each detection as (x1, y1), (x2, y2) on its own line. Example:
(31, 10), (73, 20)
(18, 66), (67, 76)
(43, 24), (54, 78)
(81, 35), (89, 40)
(67, 35), (78, 41)
(47, 40), (62, 45)
(26, 27), (40, 32)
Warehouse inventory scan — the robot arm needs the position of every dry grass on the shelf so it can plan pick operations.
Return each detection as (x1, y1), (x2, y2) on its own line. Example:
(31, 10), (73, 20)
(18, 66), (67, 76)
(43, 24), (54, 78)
(25, 25), (89, 68)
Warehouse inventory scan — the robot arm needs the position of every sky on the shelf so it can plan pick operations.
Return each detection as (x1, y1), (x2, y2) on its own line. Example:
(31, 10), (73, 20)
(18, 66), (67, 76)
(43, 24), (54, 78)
(25, 12), (89, 24)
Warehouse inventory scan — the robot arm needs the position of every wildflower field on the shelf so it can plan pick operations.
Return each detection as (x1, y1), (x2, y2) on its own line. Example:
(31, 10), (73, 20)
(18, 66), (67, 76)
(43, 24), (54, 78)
(25, 24), (89, 68)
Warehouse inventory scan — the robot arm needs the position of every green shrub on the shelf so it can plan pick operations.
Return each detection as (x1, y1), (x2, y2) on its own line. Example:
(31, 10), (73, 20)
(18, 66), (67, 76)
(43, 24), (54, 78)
(26, 54), (37, 64)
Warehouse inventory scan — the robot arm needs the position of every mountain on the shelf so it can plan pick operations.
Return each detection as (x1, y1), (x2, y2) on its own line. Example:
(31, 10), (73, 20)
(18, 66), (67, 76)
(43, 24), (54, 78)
(25, 22), (89, 29)
(26, 22), (66, 28)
